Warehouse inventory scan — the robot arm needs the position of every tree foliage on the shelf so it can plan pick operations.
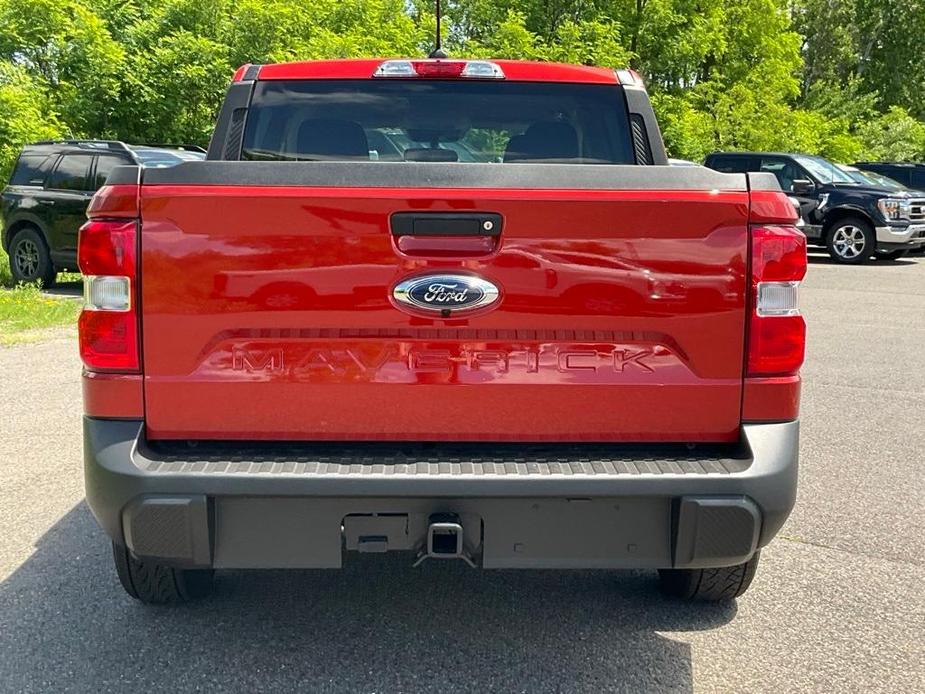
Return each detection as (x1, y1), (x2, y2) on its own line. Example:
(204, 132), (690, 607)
(0, 0), (923, 179)
(0, 63), (65, 175)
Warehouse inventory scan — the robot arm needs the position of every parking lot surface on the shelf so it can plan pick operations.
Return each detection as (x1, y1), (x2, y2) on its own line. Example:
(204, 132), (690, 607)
(1, 253), (923, 693)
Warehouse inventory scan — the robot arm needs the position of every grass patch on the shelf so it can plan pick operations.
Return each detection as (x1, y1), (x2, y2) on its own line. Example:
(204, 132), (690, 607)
(0, 281), (80, 345)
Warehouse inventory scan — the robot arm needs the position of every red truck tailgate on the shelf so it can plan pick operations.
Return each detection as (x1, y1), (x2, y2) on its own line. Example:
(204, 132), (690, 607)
(139, 167), (749, 442)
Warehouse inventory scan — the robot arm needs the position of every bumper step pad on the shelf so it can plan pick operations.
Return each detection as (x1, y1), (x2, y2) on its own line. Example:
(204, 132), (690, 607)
(138, 440), (750, 477)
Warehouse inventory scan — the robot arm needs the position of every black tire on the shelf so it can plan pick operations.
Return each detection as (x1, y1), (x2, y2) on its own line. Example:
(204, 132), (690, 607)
(875, 249), (908, 261)
(658, 552), (760, 601)
(825, 217), (875, 264)
(9, 226), (57, 286)
(112, 542), (214, 604)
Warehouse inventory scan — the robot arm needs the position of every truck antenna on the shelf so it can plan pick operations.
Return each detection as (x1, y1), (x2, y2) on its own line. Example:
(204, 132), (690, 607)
(428, 0), (448, 58)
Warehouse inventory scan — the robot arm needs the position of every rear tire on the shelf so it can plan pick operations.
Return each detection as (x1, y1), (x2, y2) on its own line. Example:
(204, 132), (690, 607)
(825, 217), (875, 264)
(112, 542), (214, 604)
(9, 227), (56, 286)
(658, 552), (760, 601)
(875, 249), (908, 261)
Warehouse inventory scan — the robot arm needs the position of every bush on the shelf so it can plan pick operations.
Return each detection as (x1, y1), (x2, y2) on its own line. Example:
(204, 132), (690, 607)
(0, 247), (13, 288)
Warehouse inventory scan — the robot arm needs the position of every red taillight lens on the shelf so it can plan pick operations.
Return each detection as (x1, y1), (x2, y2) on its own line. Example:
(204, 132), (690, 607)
(413, 61), (467, 77)
(747, 226), (807, 377)
(79, 219), (135, 276)
(78, 219), (139, 373)
(78, 311), (139, 371)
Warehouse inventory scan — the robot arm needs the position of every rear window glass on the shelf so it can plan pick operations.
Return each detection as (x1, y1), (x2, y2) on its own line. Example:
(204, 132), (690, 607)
(10, 155), (51, 185)
(242, 80), (634, 164)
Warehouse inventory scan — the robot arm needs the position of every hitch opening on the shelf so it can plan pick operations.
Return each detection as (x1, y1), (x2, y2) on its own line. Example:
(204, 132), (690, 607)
(414, 513), (475, 567)
(429, 522), (463, 556)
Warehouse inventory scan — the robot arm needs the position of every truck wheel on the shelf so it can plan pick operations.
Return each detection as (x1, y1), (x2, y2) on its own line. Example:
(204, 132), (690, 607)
(825, 218), (874, 264)
(112, 542), (214, 604)
(9, 227), (57, 286)
(658, 552), (760, 601)
(875, 249), (908, 261)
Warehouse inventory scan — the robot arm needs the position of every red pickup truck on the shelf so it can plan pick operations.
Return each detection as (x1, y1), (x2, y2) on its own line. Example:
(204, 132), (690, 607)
(80, 58), (805, 604)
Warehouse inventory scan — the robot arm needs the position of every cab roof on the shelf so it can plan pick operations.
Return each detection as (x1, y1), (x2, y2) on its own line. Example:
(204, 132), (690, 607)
(234, 59), (625, 85)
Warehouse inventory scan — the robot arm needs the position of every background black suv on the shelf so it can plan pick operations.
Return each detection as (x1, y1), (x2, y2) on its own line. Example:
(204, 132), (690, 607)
(705, 152), (925, 263)
(1, 140), (204, 285)
(852, 162), (925, 190)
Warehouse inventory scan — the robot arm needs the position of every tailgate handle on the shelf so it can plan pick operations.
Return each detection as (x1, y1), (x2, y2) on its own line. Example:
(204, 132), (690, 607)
(390, 212), (502, 237)
(390, 212), (502, 257)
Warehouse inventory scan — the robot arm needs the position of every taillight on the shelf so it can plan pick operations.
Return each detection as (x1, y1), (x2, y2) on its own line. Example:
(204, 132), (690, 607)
(747, 225), (807, 377)
(78, 219), (139, 372)
(373, 60), (505, 79)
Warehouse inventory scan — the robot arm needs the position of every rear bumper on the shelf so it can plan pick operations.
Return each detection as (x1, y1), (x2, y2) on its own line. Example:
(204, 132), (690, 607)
(84, 417), (799, 570)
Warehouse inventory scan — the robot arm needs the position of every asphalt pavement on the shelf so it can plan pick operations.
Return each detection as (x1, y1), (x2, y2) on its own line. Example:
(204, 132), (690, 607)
(0, 251), (923, 693)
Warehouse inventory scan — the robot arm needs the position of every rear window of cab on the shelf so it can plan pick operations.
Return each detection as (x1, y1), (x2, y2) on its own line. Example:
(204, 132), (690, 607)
(241, 80), (635, 165)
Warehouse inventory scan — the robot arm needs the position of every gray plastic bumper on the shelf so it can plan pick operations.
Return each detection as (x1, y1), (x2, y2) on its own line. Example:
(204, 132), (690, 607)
(84, 418), (799, 570)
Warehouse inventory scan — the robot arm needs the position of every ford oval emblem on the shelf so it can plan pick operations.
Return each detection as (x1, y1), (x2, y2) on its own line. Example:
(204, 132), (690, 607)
(393, 274), (500, 315)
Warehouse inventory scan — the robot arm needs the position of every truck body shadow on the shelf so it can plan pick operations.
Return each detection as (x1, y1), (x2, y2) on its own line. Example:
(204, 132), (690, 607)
(0, 503), (737, 693)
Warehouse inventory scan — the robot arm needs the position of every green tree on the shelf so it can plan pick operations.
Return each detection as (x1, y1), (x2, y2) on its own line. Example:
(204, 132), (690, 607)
(114, 31), (230, 143)
(0, 62), (65, 180)
(856, 106), (925, 161)
(0, 0), (921, 168)
(0, 0), (125, 136)
(796, 0), (925, 120)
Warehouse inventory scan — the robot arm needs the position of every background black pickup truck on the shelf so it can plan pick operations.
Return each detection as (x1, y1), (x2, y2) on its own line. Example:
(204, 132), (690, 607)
(706, 152), (925, 263)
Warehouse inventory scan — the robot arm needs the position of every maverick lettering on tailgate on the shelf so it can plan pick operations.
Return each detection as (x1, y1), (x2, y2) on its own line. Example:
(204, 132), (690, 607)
(227, 343), (659, 380)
